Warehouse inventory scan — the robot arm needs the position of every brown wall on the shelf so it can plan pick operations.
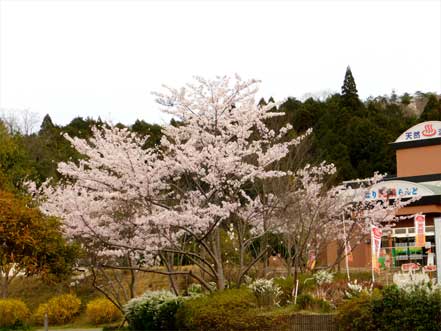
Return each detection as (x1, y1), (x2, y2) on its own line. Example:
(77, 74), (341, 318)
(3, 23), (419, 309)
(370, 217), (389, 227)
(324, 239), (371, 269)
(397, 144), (441, 177)
(397, 204), (441, 216)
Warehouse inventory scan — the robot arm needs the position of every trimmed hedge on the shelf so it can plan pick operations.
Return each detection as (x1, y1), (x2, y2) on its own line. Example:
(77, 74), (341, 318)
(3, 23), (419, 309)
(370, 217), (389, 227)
(175, 288), (261, 331)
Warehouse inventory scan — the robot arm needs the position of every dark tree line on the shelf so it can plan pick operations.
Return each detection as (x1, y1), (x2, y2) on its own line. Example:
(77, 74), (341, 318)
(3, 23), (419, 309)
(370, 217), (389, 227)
(2, 66), (440, 188)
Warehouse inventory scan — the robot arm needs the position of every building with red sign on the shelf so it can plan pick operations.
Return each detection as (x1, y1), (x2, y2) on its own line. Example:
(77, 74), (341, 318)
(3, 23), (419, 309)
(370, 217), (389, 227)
(325, 121), (441, 270)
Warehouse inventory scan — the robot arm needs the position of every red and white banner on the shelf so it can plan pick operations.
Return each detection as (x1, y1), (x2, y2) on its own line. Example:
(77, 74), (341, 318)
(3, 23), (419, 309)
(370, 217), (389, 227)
(415, 215), (426, 247)
(371, 225), (382, 273)
(307, 251), (316, 271)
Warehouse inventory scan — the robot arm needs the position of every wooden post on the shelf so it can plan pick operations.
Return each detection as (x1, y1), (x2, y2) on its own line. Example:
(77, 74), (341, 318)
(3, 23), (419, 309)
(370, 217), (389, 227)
(44, 311), (48, 331)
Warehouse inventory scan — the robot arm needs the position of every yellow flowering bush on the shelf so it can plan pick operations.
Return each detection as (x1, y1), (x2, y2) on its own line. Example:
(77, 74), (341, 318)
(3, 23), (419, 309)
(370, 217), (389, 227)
(33, 293), (81, 325)
(86, 298), (122, 325)
(0, 299), (30, 328)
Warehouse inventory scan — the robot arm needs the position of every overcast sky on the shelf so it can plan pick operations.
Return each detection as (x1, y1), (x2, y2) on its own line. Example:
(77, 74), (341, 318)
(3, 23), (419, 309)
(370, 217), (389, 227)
(1, 0), (440, 127)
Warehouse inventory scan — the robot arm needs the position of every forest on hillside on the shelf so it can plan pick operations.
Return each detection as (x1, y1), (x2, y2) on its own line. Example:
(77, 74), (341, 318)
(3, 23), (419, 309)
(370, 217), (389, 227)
(1, 67), (441, 194)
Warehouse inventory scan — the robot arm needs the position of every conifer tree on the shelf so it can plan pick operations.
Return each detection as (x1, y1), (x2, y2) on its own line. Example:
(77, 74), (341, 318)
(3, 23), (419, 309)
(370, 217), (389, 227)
(341, 66), (358, 98)
(39, 114), (55, 134)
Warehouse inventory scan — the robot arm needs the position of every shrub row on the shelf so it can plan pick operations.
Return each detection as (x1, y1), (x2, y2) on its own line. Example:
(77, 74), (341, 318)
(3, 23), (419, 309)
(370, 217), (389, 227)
(125, 287), (329, 331)
(0, 295), (121, 328)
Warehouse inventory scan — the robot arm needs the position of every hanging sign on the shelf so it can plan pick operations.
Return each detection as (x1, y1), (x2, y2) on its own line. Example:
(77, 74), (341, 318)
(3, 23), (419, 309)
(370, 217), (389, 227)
(371, 225), (382, 273)
(415, 215), (426, 247)
(365, 180), (433, 200)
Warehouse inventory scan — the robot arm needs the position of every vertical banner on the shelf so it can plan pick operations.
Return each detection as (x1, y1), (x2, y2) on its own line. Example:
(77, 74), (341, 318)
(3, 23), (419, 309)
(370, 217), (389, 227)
(415, 215), (426, 247)
(307, 251), (316, 271)
(345, 241), (353, 263)
(371, 225), (383, 276)
(435, 217), (441, 284)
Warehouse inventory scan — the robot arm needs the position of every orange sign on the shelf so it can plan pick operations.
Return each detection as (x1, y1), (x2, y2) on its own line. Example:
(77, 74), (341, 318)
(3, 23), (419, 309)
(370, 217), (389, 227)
(415, 215), (426, 247)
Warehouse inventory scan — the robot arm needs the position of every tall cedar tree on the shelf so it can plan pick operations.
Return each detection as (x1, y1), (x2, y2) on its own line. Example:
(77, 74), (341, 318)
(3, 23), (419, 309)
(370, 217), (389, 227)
(341, 66), (360, 109)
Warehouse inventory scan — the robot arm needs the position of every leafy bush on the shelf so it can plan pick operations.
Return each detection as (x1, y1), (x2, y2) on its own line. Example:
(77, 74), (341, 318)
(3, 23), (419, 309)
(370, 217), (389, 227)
(124, 290), (184, 331)
(33, 293), (81, 325)
(0, 299), (30, 329)
(86, 298), (122, 325)
(295, 293), (333, 313)
(296, 293), (314, 309)
(249, 278), (282, 307)
(336, 284), (441, 331)
(273, 277), (293, 305)
(336, 292), (376, 331)
(175, 288), (260, 331)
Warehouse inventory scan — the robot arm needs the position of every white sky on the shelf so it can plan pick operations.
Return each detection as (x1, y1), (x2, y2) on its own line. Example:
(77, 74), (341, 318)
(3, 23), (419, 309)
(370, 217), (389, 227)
(1, 0), (440, 127)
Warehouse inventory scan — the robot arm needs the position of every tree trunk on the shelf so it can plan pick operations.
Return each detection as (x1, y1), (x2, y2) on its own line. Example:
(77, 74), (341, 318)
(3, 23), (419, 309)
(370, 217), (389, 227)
(287, 238), (293, 278)
(262, 233), (269, 277)
(0, 266), (11, 298)
(1, 274), (8, 298)
(127, 255), (137, 299)
(293, 254), (300, 296)
(213, 228), (225, 290)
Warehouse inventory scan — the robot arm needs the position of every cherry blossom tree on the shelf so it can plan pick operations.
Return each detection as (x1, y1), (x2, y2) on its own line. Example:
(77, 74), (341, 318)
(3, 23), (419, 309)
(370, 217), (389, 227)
(31, 75), (311, 292)
(270, 162), (339, 279)
(270, 166), (419, 284)
(29, 126), (179, 307)
(153, 75), (310, 289)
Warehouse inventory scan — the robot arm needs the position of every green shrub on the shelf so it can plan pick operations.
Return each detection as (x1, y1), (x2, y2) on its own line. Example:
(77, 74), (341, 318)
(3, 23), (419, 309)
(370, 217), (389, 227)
(296, 293), (314, 309)
(336, 292), (376, 331)
(175, 288), (259, 331)
(273, 277), (293, 305)
(336, 285), (441, 331)
(86, 298), (122, 325)
(124, 290), (184, 331)
(33, 293), (81, 325)
(0, 299), (30, 329)
(295, 293), (333, 313)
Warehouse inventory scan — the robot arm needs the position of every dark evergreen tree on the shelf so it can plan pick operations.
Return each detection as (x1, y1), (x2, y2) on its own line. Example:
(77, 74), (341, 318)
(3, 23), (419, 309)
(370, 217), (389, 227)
(420, 94), (441, 121)
(131, 120), (162, 148)
(258, 97), (267, 107)
(39, 114), (55, 134)
(341, 66), (361, 110)
(341, 66), (358, 99)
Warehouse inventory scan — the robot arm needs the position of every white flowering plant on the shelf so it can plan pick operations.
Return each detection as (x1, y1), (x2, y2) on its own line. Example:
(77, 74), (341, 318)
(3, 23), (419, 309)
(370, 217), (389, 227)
(249, 278), (282, 307)
(313, 270), (334, 286)
(344, 279), (365, 299)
